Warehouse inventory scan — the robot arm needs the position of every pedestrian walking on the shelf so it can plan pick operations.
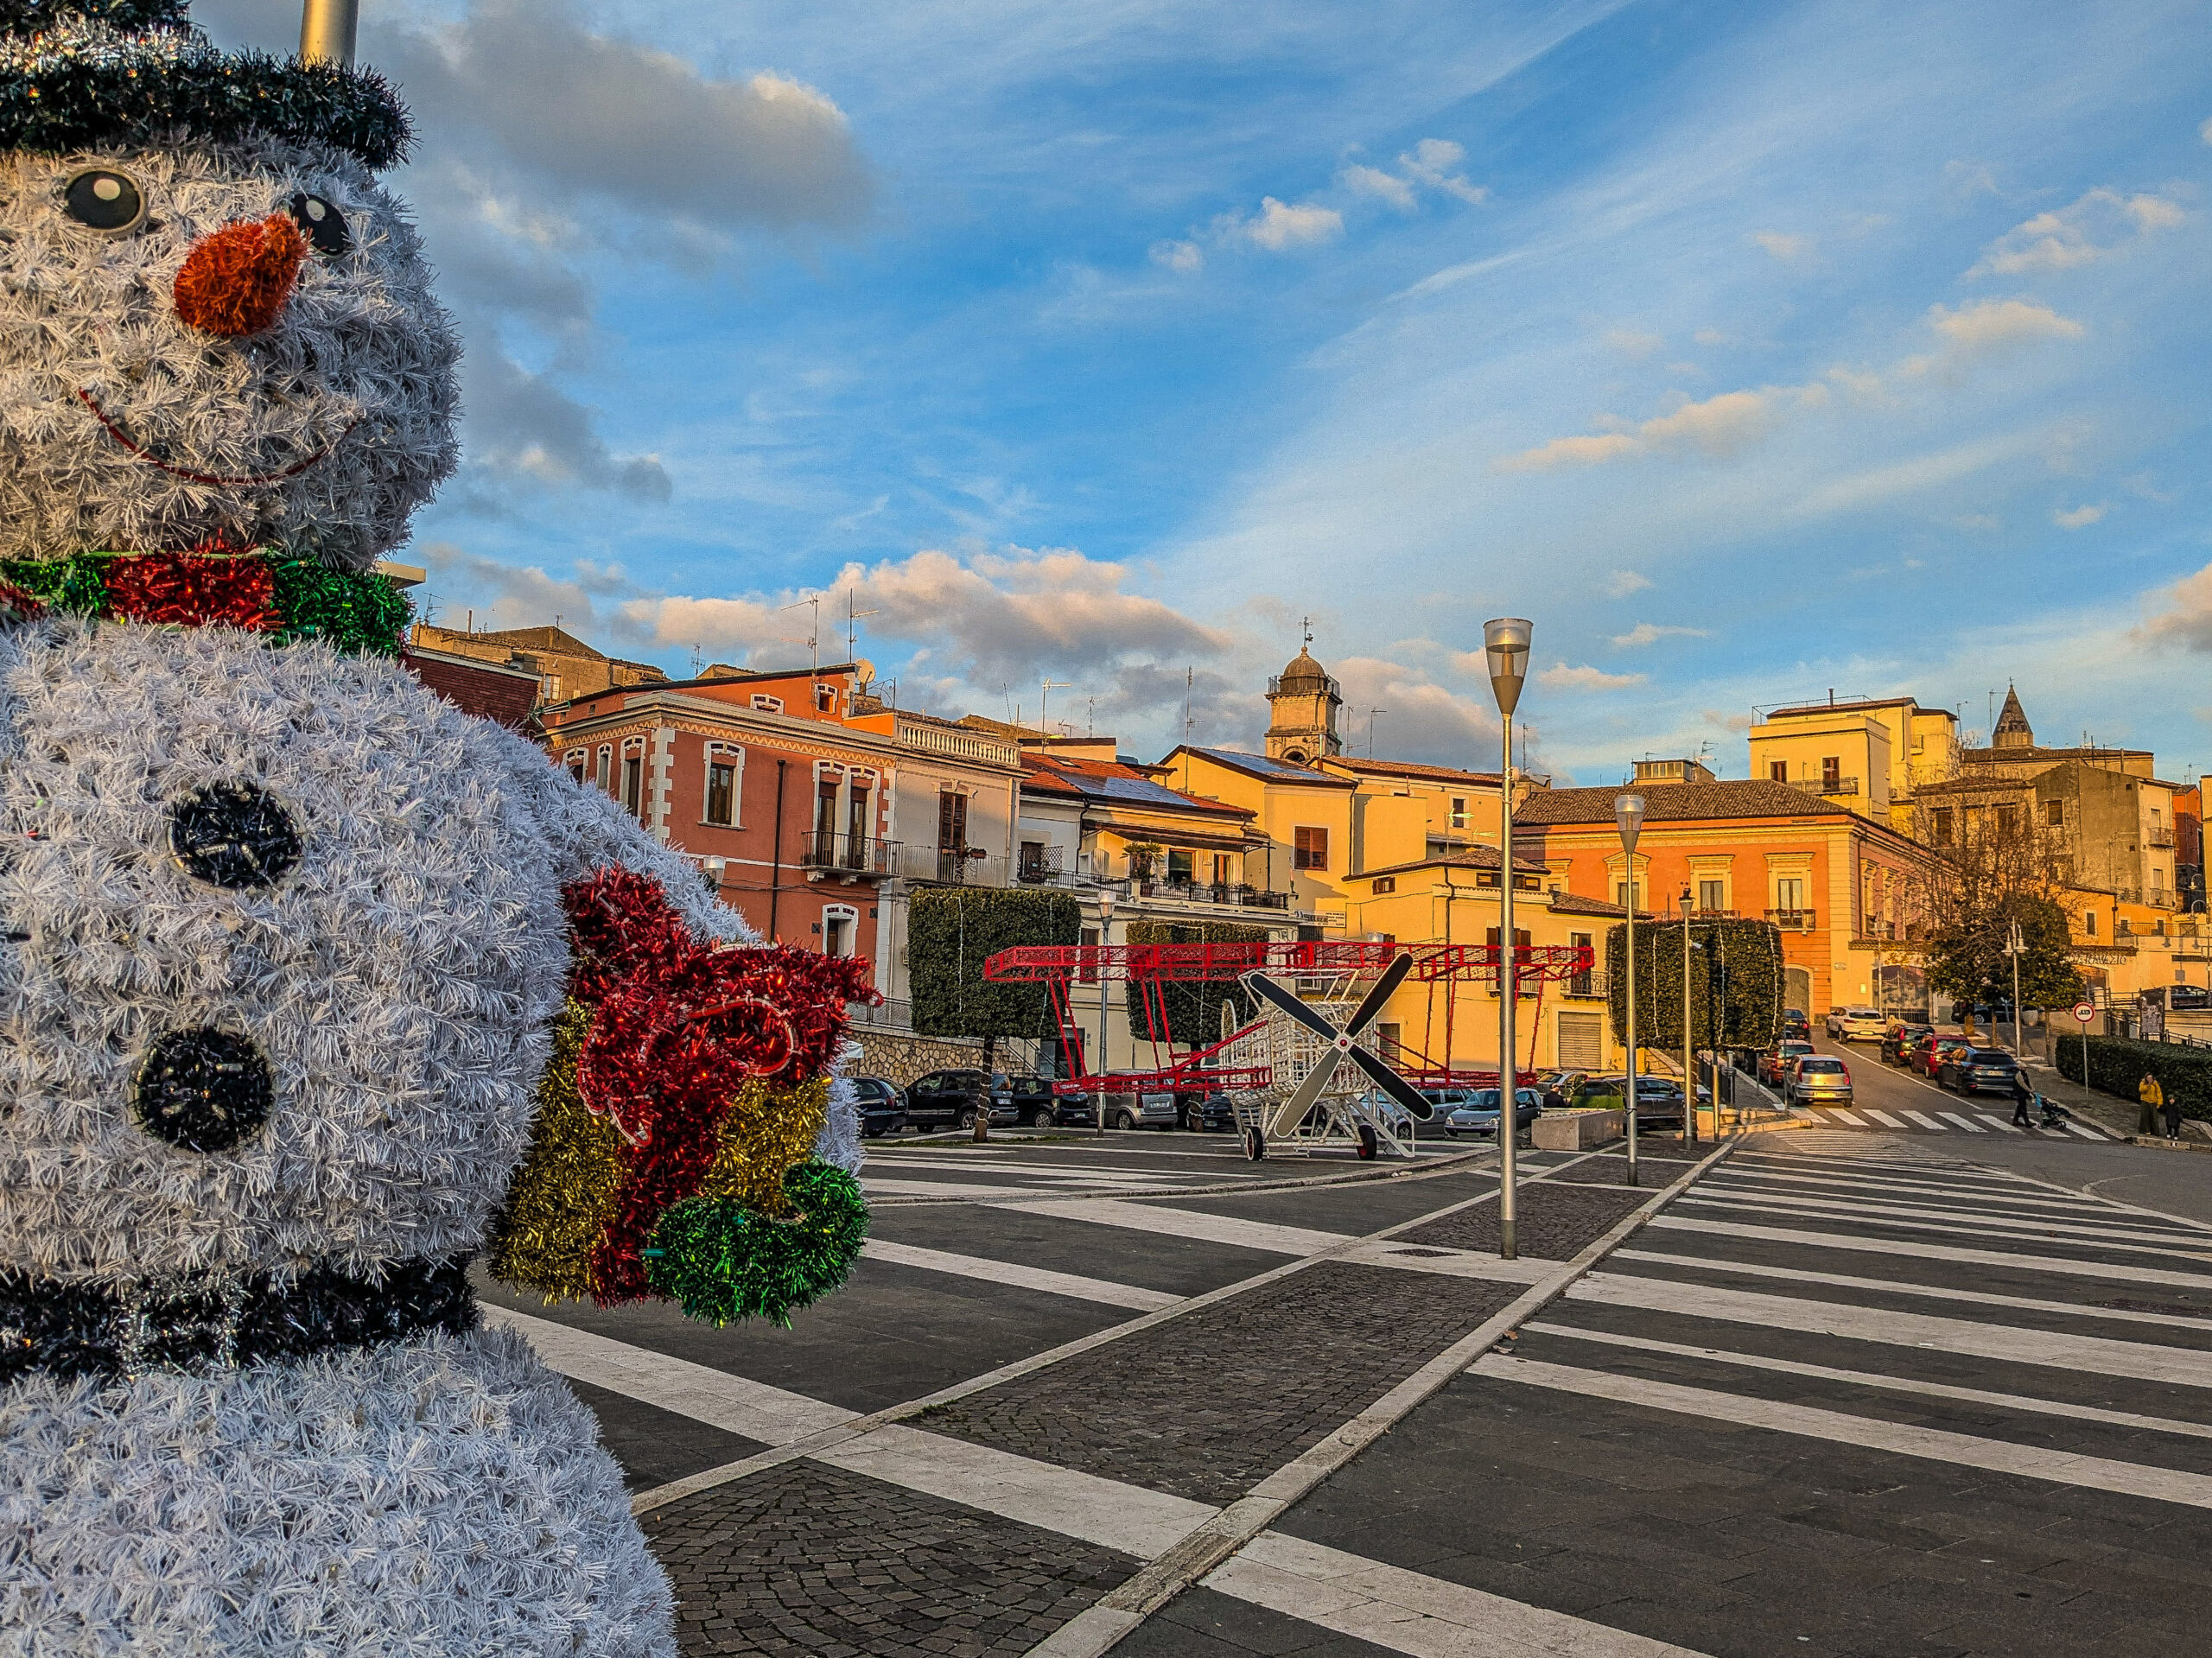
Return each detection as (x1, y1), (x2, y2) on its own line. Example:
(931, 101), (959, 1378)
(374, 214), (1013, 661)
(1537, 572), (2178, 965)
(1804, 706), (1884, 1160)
(2011, 1070), (2035, 1128)
(2162, 1092), (2184, 1142)
(2139, 1071), (2164, 1137)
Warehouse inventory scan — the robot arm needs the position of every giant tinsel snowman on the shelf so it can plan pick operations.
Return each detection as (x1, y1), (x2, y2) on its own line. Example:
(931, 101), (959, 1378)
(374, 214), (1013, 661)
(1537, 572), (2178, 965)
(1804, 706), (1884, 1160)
(0, 4), (875, 1650)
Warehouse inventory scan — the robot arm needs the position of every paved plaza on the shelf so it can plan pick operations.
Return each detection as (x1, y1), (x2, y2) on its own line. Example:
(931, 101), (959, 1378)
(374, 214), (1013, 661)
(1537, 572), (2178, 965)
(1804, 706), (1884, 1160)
(480, 1121), (2212, 1657)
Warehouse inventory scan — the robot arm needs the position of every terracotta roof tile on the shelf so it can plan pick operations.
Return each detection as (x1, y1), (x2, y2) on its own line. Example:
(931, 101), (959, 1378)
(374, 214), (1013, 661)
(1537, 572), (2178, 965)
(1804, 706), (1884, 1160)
(1514, 779), (1852, 825)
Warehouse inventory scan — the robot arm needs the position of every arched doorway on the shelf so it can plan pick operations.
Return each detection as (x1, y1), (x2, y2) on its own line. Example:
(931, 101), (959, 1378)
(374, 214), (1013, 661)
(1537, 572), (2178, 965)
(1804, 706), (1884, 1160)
(1784, 965), (1813, 1017)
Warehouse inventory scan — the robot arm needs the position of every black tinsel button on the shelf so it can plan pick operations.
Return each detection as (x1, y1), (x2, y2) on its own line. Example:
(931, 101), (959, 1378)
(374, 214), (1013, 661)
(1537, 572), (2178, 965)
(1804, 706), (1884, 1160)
(168, 780), (302, 889)
(287, 192), (350, 257)
(133, 1028), (273, 1153)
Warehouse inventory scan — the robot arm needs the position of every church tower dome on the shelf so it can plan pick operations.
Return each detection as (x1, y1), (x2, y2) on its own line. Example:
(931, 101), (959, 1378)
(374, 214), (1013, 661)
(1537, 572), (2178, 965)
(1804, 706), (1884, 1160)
(1265, 642), (1342, 766)
(1993, 683), (2033, 750)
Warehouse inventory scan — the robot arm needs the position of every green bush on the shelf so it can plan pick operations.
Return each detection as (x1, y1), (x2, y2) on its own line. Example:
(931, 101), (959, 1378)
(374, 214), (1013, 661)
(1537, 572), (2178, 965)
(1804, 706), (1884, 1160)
(1122, 919), (1272, 1044)
(2054, 1034), (2212, 1122)
(1605, 917), (1784, 1051)
(909, 887), (1082, 1042)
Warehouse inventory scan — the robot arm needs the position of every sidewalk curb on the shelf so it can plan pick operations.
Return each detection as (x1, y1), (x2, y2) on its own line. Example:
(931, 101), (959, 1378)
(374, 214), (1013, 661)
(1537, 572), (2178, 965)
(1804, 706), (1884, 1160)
(1038, 1135), (1744, 1658)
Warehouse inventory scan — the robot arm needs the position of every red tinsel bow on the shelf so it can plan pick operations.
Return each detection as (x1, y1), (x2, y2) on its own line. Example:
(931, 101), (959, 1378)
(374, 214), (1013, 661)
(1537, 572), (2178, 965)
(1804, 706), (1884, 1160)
(103, 547), (281, 633)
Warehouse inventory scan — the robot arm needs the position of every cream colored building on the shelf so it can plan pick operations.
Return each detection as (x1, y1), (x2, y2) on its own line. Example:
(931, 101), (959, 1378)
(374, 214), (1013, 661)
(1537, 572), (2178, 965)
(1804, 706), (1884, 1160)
(1748, 695), (1961, 834)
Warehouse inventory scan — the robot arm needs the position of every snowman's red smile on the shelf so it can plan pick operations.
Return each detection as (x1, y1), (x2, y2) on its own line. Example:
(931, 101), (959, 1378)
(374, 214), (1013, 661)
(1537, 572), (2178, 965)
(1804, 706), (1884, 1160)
(75, 388), (357, 488)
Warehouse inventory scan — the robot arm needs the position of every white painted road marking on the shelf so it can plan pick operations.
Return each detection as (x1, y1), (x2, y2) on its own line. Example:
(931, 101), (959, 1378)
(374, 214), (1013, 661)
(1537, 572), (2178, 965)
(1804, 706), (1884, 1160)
(1001, 1197), (1354, 1256)
(1649, 1213), (2212, 1291)
(1207, 1530), (1714, 1658)
(1567, 1272), (2212, 1388)
(1472, 1354), (2212, 1509)
(1936, 1111), (1986, 1132)
(1860, 1109), (1907, 1128)
(1677, 1190), (2212, 1255)
(861, 1238), (1181, 1311)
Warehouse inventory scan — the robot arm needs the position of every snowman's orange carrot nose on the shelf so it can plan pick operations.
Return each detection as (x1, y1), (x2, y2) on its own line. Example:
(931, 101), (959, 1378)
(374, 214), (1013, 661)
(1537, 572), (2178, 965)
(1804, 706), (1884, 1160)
(173, 214), (308, 338)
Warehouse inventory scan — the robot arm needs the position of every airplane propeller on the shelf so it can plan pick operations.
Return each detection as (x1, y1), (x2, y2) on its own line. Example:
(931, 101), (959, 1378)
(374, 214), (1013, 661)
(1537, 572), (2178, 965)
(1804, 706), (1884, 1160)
(1243, 952), (1434, 1140)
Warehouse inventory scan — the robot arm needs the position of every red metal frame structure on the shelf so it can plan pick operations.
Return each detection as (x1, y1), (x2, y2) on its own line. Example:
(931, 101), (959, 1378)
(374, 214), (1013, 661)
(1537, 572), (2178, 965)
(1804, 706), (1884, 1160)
(983, 940), (1593, 1093)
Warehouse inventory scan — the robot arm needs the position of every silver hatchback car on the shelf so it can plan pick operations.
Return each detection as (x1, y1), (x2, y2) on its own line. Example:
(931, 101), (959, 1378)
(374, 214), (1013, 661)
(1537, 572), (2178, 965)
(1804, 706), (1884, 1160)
(1789, 1055), (1853, 1106)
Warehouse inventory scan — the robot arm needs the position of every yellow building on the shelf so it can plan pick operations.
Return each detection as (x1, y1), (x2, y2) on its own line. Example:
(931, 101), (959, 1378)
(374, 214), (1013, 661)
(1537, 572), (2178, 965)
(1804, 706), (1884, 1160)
(1748, 695), (1961, 834)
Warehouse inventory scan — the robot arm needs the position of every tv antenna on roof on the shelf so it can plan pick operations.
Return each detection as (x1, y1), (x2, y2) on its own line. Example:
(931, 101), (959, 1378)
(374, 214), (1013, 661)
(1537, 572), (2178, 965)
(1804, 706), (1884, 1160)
(778, 594), (822, 670)
(844, 591), (880, 663)
(1367, 707), (1386, 758)
(1039, 678), (1071, 736)
(689, 643), (703, 678)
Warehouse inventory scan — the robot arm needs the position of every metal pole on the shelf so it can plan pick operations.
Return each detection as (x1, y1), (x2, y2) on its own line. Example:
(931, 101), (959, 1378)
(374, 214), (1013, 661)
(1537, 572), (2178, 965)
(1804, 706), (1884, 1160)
(1624, 898), (1638, 1186)
(299, 0), (360, 67)
(1499, 713), (1517, 1259)
(1681, 900), (1697, 1145)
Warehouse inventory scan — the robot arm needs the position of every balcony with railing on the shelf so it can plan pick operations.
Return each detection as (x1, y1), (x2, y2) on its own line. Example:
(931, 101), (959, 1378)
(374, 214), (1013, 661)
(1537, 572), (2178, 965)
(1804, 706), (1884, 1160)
(799, 830), (896, 880)
(1563, 969), (1609, 1001)
(1783, 775), (1859, 798)
(893, 715), (1020, 769)
(1102, 873), (1294, 912)
(893, 842), (1009, 886)
(1766, 907), (1817, 931)
(1016, 845), (1065, 886)
(2149, 827), (2177, 848)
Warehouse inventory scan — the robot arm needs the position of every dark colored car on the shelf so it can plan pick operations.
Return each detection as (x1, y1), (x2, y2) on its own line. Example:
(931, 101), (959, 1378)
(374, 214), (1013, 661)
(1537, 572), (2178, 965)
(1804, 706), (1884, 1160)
(852, 1076), (907, 1137)
(1780, 1008), (1812, 1042)
(1939, 1048), (2023, 1096)
(1759, 1041), (1815, 1087)
(901, 1069), (1015, 1130)
(1178, 1089), (1236, 1131)
(1442, 1088), (1543, 1137)
(992, 1072), (1072, 1128)
(1570, 1074), (1694, 1128)
(1043, 1083), (1099, 1127)
(1911, 1033), (1972, 1078)
(1884, 1025), (1934, 1067)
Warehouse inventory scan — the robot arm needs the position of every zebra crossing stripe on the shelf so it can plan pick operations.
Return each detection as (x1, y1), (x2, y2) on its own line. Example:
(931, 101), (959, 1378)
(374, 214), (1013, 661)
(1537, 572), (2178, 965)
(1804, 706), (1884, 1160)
(1828, 1109), (1867, 1124)
(1860, 1109), (1906, 1128)
(1897, 1109), (1948, 1131)
(1936, 1112), (1986, 1132)
(2063, 1120), (2107, 1140)
(1981, 1115), (2024, 1134)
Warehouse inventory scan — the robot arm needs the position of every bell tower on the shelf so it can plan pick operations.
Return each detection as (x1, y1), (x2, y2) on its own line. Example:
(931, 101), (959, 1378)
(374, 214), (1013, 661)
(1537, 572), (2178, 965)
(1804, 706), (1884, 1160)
(1264, 624), (1342, 766)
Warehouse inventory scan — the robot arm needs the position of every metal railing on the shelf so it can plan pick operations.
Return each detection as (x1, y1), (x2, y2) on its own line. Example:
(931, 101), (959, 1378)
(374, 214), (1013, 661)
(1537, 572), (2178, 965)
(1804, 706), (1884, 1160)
(1016, 846), (1065, 885)
(1766, 908), (1817, 931)
(799, 830), (896, 876)
(2149, 828), (2176, 848)
(892, 843), (1009, 886)
(1563, 969), (1609, 1001)
(1108, 875), (1292, 911)
(846, 997), (912, 1032)
(1784, 776), (1859, 797)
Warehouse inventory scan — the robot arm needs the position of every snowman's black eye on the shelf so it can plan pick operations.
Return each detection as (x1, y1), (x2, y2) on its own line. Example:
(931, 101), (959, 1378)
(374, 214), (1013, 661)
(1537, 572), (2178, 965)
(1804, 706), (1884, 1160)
(61, 169), (147, 234)
(168, 781), (302, 889)
(288, 193), (351, 257)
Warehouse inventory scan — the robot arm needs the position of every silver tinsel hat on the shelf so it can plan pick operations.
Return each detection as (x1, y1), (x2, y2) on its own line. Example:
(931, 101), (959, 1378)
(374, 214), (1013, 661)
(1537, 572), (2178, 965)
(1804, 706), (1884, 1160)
(0, 2), (410, 169)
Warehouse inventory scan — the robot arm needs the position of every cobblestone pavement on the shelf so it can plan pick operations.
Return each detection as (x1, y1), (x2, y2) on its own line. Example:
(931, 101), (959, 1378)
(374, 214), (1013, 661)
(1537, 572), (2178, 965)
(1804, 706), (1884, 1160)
(918, 1261), (1522, 1504)
(644, 1460), (1138, 1658)
(1399, 1178), (1649, 1260)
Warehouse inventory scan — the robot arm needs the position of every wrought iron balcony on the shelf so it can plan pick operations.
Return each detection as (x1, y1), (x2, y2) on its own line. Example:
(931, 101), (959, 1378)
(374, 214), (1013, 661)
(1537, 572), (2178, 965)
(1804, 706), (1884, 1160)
(798, 830), (895, 878)
(1765, 907), (1817, 932)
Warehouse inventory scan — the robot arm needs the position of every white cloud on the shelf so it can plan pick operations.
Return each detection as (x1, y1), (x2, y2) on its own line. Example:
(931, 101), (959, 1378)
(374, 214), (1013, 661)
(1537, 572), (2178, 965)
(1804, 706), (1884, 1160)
(1751, 231), (1810, 261)
(2202, 115), (2212, 144)
(2052, 502), (2108, 529)
(1604, 569), (1655, 598)
(1701, 708), (1751, 735)
(1897, 299), (2086, 379)
(1150, 238), (1204, 274)
(1230, 197), (1344, 251)
(1537, 661), (1648, 691)
(1497, 384), (1825, 472)
(1605, 328), (1663, 359)
(1967, 187), (2185, 276)
(1611, 622), (1712, 647)
(2138, 562), (2212, 651)
(1340, 164), (1416, 211)
(1331, 656), (1503, 763)
(1400, 138), (1488, 205)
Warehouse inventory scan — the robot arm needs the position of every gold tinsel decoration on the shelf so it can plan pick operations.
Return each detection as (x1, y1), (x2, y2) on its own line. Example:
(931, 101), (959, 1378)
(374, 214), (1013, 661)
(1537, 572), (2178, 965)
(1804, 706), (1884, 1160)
(486, 1001), (628, 1300)
(696, 1077), (830, 1218)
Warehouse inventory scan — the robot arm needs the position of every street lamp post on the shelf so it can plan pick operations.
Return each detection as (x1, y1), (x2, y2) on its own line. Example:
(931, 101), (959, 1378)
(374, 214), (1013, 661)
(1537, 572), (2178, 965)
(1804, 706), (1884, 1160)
(1615, 794), (1644, 1187)
(2003, 916), (2025, 1055)
(1484, 619), (1532, 1261)
(1095, 886), (1117, 1136)
(1680, 889), (1697, 1146)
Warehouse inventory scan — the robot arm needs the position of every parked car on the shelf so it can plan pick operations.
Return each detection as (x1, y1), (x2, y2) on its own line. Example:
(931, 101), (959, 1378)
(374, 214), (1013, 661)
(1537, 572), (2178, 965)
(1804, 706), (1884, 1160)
(1937, 1048), (2023, 1096)
(1442, 1087), (1543, 1137)
(1759, 1041), (1815, 1087)
(1883, 1025), (1934, 1067)
(1780, 1008), (1812, 1042)
(1826, 1006), (1885, 1041)
(1094, 1089), (1179, 1130)
(852, 1076), (907, 1137)
(1178, 1089), (1236, 1132)
(1572, 1074), (1701, 1126)
(1788, 1055), (1853, 1106)
(1036, 1082), (1096, 1127)
(986, 1072), (1071, 1128)
(900, 1069), (1015, 1131)
(1910, 1033), (1973, 1078)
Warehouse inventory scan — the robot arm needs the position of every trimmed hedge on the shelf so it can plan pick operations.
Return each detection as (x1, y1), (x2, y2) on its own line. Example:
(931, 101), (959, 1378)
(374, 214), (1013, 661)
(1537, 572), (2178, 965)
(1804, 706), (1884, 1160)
(1122, 919), (1272, 1044)
(1605, 917), (1784, 1052)
(908, 887), (1082, 1041)
(2054, 1034), (2212, 1122)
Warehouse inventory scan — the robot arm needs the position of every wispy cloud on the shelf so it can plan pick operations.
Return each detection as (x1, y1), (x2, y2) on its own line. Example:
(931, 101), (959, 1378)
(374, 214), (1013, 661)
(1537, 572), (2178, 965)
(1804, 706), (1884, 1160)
(1751, 231), (1811, 261)
(2137, 561), (2212, 651)
(1538, 662), (1648, 691)
(1967, 187), (2185, 276)
(1612, 622), (1713, 647)
(2052, 502), (2108, 529)
(1897, 299), (2086, 380)
(1496, 385), (1825, 472)
(1224, 197), (1344, 251)
(1605, 569), (1656, 598)
(1150, 238), (1204, 274)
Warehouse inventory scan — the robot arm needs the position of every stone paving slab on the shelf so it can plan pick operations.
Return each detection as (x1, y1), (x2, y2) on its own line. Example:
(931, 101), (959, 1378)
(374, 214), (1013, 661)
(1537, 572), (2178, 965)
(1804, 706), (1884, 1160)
(564, 1375), (767, 1493)
(643, 1458), (1138, 1657)
(1398, 1179), (1649, 1260)
(918, 1262), (1520, 1505)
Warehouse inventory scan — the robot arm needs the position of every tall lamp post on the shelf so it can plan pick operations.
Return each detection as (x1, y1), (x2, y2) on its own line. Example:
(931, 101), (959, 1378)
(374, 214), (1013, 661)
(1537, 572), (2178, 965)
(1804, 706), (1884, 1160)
(2003, 916), (2025, 1055)
(1615, 794), (1644, 1187)
(299, 0), (360, 67)
(1680, 888), (1697, 1146)
(1484, 618), (1533, 1260)
(1094, 886), (1117, 1136)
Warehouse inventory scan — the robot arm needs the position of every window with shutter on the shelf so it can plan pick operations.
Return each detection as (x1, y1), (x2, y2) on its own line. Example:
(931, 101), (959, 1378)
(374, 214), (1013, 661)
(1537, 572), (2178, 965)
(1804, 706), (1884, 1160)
(1293, 826), (1328, 869)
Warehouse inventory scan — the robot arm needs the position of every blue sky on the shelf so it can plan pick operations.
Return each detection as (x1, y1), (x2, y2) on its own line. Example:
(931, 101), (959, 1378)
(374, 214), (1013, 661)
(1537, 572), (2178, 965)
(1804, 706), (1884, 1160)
(201, 0), (2212, 783)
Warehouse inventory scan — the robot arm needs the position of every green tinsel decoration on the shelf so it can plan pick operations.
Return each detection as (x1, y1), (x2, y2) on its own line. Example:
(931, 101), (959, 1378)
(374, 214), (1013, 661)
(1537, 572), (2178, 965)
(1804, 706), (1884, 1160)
(644, 1161), (869, 1329)
(266, 553), (410, 656)
(0, 553), (111, 617)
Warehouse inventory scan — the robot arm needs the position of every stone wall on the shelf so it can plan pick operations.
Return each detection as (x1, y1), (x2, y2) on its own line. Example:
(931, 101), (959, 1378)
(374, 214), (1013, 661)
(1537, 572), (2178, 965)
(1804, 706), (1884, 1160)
(850, 1030), (988, 1088)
